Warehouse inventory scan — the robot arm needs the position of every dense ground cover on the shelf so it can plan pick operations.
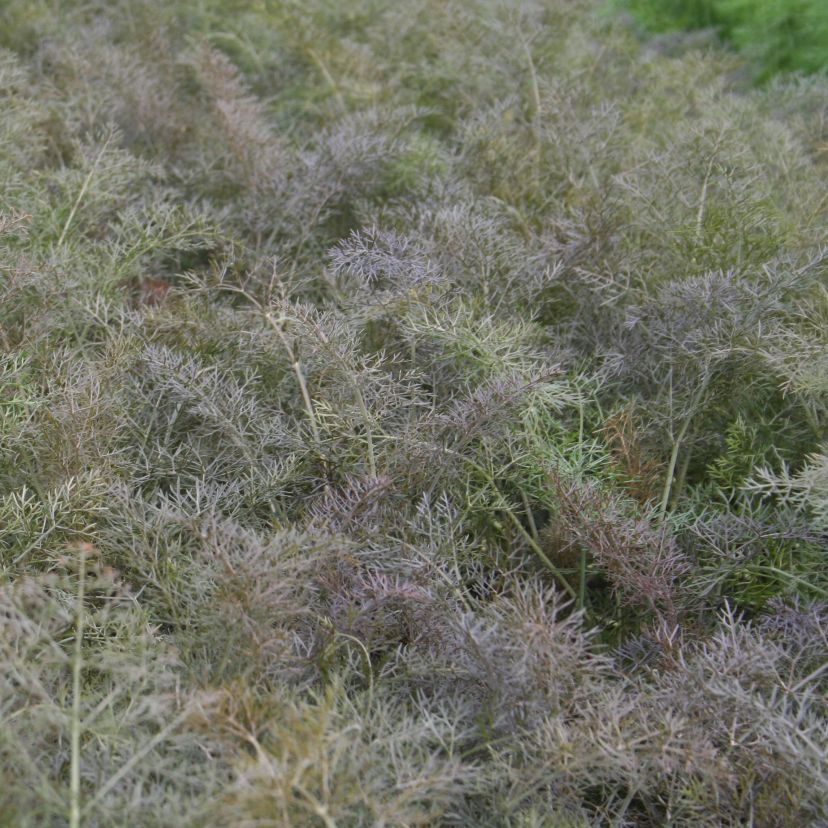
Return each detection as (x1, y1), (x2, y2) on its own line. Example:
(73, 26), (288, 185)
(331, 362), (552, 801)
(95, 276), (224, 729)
(1, 0), (827, 824)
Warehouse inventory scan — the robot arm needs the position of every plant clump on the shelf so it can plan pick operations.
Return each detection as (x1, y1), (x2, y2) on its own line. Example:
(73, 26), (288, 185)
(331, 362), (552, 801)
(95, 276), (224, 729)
(1, 0), (826, 825)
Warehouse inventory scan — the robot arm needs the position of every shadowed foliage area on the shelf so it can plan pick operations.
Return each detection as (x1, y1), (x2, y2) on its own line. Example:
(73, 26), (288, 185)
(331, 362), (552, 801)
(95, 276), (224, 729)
(1, 0), (827, 825)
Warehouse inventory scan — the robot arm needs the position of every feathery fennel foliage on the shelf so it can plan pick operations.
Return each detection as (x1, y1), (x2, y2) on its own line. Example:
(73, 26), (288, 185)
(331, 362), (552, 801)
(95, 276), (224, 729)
(1, 0), (827, 824)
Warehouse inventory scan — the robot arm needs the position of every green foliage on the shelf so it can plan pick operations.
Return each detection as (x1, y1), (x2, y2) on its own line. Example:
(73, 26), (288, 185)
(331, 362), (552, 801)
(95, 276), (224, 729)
(1, 0), (827, 824)
(617, 0), (828, 81)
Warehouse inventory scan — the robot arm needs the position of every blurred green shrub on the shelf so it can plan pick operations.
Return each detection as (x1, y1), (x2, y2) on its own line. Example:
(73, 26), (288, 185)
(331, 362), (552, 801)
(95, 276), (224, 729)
(617, 0), (828, 80)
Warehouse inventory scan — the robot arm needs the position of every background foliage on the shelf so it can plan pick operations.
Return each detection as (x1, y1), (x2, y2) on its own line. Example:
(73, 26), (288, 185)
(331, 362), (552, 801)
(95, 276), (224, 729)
(615, 0), (828, 81)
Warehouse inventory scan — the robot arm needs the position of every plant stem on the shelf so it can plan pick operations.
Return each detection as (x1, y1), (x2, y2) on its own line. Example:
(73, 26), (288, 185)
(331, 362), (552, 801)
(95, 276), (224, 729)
(659, 372), (711, 521)
(264, 312), (321, 445)
(82, 710), (191, 817)
(670, 440), (693, 508)
(435, 447), (577, 599)
(69, 548), (88, 828)
(520, 488), (539, 542)
(521, 33), (543, 188)
(306, 48), (346, 113)
(503, 508), (578, 601)
(695, 131), (724, 246)
(58, 133), (113, 248)
(310, 323), (377, 477)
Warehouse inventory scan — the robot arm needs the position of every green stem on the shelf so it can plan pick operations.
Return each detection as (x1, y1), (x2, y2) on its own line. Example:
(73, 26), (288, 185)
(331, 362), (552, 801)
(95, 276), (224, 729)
(439, 448), (577, 599)
(69, 549), (87, 828)
(748, 565), (828, 599)
(82, 710), (191, 817)
(520, 33), (542, 188)
(670, 440), (693, 508)
(310, 323), (377, 477)
(264, 312), (320, 445)
(659, 373), (711, 520)
(349, 375), (377, 478)
(306, 48), (346, 113)
(503, 508), (577, 601)
(520, 488), (539, 542)
(58, 133), (113, 248)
